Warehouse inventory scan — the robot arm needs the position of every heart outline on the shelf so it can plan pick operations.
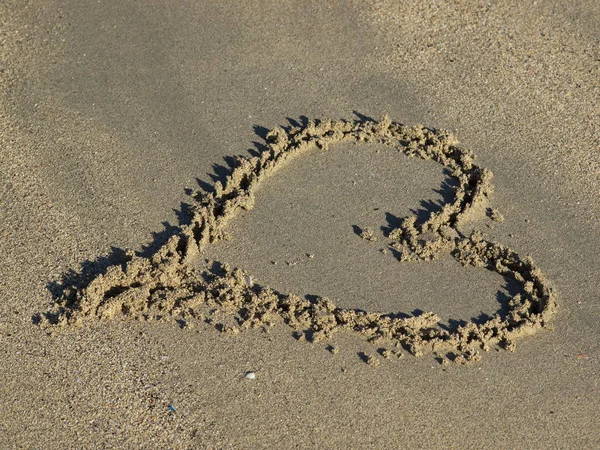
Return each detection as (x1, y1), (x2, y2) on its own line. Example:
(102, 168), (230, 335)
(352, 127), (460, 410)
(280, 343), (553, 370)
(40, 116), (558, 364)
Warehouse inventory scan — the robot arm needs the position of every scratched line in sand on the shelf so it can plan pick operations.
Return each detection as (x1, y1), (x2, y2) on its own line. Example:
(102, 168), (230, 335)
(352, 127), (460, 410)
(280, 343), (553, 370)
(38, 117), (558, 365)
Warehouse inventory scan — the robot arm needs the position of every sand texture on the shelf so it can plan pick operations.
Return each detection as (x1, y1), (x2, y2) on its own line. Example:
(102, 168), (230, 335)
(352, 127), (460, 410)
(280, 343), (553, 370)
(1, 1), (599, 448)
(39, 118), (557, 364)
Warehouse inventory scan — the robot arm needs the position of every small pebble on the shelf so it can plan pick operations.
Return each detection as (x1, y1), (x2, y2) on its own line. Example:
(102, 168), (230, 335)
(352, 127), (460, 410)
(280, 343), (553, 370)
(245, 371), (256, 380)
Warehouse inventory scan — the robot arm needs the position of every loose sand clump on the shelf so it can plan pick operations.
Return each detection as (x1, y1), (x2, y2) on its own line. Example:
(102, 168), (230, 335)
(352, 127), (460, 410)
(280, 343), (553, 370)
(488, 207), (505, 223)
(360, 227), (377, 242)
(40, 117), (557, 364)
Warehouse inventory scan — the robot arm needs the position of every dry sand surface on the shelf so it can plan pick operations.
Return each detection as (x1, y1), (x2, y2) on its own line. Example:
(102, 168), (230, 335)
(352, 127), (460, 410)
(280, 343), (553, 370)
(1, 0), (599, 448)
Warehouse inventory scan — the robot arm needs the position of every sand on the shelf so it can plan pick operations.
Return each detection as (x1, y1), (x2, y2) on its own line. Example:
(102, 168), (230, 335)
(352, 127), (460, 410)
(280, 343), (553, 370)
(38, 117), (557, 364)
(1, 0), (599, 448)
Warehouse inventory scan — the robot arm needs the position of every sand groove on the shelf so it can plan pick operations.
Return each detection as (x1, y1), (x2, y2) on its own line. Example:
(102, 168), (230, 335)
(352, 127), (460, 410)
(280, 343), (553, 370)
(40, 117), (558, 364)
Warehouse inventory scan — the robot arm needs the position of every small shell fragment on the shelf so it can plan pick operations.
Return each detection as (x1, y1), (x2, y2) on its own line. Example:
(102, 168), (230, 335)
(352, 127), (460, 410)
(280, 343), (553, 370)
(245, 371), (256, 380)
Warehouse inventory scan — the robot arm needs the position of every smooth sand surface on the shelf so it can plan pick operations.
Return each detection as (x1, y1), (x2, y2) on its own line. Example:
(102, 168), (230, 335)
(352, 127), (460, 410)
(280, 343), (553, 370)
(1, 1), (599, 448)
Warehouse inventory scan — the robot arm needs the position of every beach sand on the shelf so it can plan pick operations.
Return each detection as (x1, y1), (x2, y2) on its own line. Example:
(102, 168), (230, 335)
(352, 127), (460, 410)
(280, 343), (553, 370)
(1, 1), (598, 448)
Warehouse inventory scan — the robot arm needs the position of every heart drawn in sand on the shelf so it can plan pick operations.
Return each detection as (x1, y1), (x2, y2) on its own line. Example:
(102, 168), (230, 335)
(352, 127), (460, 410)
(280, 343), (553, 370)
(41, 117), (557, 364)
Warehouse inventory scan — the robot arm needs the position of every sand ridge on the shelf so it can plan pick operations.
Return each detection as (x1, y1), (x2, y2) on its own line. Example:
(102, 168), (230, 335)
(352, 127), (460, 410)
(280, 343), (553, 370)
(39, 117), (558, 364)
